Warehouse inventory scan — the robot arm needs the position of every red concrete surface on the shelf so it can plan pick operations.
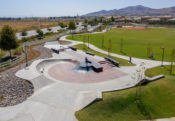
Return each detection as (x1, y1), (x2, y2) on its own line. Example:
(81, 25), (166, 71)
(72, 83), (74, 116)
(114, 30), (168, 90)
(48, 62), (127, 84)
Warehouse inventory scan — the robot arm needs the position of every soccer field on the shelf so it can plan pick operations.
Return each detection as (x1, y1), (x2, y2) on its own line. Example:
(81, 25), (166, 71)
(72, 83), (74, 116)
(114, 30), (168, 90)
(67, 28), (175, 61)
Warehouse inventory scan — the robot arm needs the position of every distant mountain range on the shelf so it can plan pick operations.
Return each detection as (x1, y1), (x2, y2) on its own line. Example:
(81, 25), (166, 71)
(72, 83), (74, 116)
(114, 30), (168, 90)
(83, 5), (175, 16)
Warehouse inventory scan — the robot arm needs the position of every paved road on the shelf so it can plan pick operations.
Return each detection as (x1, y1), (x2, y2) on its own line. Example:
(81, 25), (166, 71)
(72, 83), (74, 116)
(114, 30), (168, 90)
(16, 24), (100, 40)
(16, 26), (61, 40)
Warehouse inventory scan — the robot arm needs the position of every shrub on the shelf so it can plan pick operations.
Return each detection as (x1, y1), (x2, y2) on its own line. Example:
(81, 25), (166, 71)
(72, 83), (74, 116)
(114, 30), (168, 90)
(36, 29), (44, 39)
(0, 96), (4, 102)
(47, 28), (52, 31)
(117, 25), (123, 28)
(21, 37), (29, 42)
(21, 29), (27, 36)
(14, 46), (23, 55)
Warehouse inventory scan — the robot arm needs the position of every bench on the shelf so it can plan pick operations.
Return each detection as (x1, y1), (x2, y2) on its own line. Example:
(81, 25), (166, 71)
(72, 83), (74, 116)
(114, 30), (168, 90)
(91, 62), (103, 72)
(86, 52), (95, 56)
(51, 48), (59, 54)
(69, 46), (77, 51)
(104, 57), (120, 67)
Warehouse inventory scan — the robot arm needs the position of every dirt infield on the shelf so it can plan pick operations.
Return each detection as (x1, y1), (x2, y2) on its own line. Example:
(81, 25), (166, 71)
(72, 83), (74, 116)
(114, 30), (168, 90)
(115, 27), (151, 30)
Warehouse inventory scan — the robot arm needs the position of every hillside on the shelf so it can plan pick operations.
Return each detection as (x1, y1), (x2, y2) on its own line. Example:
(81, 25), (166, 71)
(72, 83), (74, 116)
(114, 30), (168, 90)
(84, 5), (175, 16)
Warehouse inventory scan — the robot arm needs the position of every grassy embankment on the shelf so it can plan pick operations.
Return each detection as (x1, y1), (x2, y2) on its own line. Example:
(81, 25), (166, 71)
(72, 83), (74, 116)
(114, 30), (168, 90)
(75, 65), (175, 121)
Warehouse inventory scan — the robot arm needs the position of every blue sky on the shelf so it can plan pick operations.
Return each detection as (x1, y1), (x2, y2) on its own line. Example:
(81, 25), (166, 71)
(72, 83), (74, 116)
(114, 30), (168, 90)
(1, 0), (175, 17)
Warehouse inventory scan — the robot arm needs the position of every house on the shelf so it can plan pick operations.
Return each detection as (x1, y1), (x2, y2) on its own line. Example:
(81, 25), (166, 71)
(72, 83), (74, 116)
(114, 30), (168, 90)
(168, 18), (175, 22)
(141, 16), (151, 23)
(148, 18), (161, 22)
(158, 16), (173, 22)
(133, 17), (141, 23)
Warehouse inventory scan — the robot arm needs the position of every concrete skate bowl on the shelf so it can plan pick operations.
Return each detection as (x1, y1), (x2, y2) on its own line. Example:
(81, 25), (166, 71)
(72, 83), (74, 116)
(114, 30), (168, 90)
(36, 59), (75, 74)
(36, 59), (128, 84)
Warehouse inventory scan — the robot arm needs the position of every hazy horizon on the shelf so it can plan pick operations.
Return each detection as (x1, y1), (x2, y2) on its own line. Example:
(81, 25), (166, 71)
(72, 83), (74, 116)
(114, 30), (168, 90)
(1, 0), (175, 17)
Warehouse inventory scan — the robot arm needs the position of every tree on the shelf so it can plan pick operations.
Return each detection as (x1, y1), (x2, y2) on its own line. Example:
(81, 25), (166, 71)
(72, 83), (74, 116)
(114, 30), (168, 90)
(147, 43), (152, 58)
(0, 25), (18, 58)
(84, 19), (88, 24)
(83, 36), (86, 50)
(111, 16), (115, 22)
(59, 22), (66, 28)
(132, 62), (146, 103)
(68, 21), (76, 31)
(88, 36), (90, 48)
(89, 18), (98, 26)
(108, 39), (112, 56)
(83, 24), (87, 28)
(94, 18), (98, 23)
(21, 29), (27, 36)
(100, 17), (104, 23)
(131, 62), (152, 119)
(36, 29), (44, 39)
(120, 38), (124, 53)
(68, 21), (76, 39)
(102, 35), (105, 47)
(170, 49), (175, 75)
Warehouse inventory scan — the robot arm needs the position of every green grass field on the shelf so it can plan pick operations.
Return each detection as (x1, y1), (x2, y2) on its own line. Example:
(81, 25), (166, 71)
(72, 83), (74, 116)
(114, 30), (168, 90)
(75, 65), (175, 121)
(67, 28), (175, 61)
(73, 44), (134, 66)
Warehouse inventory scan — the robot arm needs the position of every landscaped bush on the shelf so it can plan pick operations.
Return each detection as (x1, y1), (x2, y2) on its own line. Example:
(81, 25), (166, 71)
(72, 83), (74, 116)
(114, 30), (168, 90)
(117, 25), (123, 28)
(14, 46), (23, 56)
(21, 29), (27, 36)
(36, 29), (44, 39)
(57, 29), (65, 33)
(47, 28), (52, 31)
(0, 96), (4, 102)
(21, 37), (29, 42)
(44, 32), (55, 36)
(95, 26), (105, 32)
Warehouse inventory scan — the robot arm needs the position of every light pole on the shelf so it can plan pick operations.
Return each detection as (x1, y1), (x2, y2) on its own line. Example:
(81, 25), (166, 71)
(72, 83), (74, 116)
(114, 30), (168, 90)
(88, 36), (90, 49)
(161, 47), (165, 67)
(23, 42), (28, 68)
